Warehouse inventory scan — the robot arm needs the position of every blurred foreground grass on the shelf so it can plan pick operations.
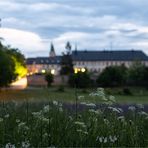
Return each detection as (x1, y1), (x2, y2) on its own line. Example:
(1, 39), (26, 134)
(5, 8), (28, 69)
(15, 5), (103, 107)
(0, 87), (148, 104)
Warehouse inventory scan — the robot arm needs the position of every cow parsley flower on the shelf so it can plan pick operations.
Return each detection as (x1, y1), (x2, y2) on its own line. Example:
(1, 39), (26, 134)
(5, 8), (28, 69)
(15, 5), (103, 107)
(43, 105), (50, 113)
(53, 100), (58, 106)
(22, 140), (30, 148)
(4, 114), (9, 118)
(5, 143), (15, 148)
(128, 106), (136, 111)
(86, 103), (96, 108)
(0, 118), (3, 122)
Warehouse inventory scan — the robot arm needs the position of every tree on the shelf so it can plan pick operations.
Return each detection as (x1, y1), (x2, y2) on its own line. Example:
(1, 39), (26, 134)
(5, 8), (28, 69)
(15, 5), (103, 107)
(128, 61), (147, 86)
(60, 42), (74, 75)
(0, 48), (16, 87)
(0, 42), (27, 87)
(5, 47), (27, 78)
(45, 73), (54, 87)
(68, 71), (92, 88)
(96, 65), (128, 87)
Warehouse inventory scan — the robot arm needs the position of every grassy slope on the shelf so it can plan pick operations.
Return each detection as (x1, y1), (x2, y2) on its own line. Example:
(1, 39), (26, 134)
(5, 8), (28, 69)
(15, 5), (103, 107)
(0, 87), (148, 104)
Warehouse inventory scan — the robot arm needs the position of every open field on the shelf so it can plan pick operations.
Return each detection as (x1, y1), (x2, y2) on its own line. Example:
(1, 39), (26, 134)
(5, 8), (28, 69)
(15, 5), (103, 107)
(0, 87), (148, 104)
(0, 87), (147, 147)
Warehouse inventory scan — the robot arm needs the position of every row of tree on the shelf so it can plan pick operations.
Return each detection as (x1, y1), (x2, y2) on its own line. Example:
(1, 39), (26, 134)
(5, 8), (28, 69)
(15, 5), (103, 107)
(57, 42), (148, 88)
(97, 62), (148, 87)
(0, 41), (27, 87)
(31, 41), (147, 88)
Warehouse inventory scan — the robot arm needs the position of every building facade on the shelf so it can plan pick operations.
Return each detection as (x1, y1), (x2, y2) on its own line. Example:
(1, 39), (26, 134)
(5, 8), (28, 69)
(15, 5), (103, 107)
(26, 49), (148, 76)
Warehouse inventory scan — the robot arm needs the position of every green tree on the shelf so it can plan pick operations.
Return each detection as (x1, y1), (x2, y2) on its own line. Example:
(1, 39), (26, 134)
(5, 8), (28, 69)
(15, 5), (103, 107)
(45, 73), (54, 87)
(68, 71), (92, 88)
(96, 65), (128, 87)
(128, 61), (147, 86)
(60, 42), (74, 75)
(0, 48), (16, 87)
(5, 47), (27, 78)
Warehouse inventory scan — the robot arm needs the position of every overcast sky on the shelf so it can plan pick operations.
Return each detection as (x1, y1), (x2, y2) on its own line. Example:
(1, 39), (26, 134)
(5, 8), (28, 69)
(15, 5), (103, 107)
(1, 0), (148, 57)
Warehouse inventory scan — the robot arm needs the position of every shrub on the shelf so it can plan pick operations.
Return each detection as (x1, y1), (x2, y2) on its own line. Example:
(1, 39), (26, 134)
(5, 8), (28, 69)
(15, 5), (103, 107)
(68, 71), (92, 88)
(45, 73), (54, 87)
(56, 85), (65, 92)
(96, 65), (128, 87)
(122, 88), (132, 95)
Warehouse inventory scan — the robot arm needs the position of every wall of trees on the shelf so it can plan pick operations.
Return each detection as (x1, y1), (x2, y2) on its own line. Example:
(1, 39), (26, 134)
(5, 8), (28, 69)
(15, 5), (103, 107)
(0, 42), (27, 87)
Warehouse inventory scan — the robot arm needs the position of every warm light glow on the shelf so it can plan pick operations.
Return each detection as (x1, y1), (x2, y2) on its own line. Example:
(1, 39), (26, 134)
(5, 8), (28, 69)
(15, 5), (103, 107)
(81, 68), (86, 72)
(74, 68), (78, 74)
(35, 69), (38, 73)
(11, 77), (27, 89)
(41, 69), (46, 73)
(51, 69), (55, 75)
(75, 68), (86, 73)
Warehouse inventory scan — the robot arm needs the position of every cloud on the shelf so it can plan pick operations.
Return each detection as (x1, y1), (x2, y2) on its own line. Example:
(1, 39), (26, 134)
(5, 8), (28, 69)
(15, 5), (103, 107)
(0, 0), (148, 57)
(0, 28), (48, 57)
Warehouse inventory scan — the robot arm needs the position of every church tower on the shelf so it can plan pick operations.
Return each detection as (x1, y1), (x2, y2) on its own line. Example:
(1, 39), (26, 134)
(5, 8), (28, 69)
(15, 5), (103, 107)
(49, 43), (56, 57)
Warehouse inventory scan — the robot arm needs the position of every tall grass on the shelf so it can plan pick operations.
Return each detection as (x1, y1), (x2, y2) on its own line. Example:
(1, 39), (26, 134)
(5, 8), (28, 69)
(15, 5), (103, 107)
(0, 88), (148, 147)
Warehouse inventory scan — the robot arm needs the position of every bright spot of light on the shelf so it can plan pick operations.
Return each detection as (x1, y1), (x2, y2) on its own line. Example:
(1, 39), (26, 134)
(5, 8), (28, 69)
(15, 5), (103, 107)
(41, 69), (46, 73)
(51, 69), (55, 75)
(81, 68), (86, 72)
(11, 77), (27, 89)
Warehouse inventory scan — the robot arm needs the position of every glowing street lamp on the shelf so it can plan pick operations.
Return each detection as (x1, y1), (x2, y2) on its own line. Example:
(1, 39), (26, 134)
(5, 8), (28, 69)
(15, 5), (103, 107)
(74, 68), (78, 74)
(51, 69), (55, 75)
(41, 69), (46, 73)
(81, 68), (86, 73)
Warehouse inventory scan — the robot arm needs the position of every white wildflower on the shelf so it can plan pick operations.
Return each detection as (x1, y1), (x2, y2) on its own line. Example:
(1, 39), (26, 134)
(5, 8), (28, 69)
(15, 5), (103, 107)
(43, 105), (50, 113)
(89, 109), (102, 115)
(104, 137), (107, 143)
(16, 119), (20, 123)
(99, 137), (103, 143)
(104, 119), (109, 125)
(42, 117), (49, 124)
(138, 111), (148, 116)
(59, 103), (63, 107)
(117, 108), (123, 113)
(109, 135), (117, 143)
(108, 107), (121, 113)
(32, 111), (42, 119)
(53, 100), (58, 106)
(4, 114), (9, 118)
(74, 121), (86, 128)
(80, 102), (87, 105)
(86, 103), (96, 108)
(109, 95), (116, 102)
(117, 116), (125, 122)
(78, 96), (84, 100)
(0, 118), (3, 122)
(137, 104), (144, 109)
(18, 122), (29, 131)
(128, 106), (136, 111)
(77, 129), (88, 135)
(22, 140), (30, 148)
(5, 143), (15, 148)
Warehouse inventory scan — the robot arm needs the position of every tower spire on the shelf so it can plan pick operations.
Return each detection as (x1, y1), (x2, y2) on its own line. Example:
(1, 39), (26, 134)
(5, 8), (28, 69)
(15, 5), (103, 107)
(49, 42), (56, 57)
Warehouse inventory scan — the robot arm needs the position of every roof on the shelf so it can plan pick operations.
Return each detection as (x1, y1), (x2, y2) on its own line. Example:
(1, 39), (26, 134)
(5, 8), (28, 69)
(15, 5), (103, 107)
(72, 50), (148, 61)
(26, 50), (148, 65)
(26, 56), (61, 65)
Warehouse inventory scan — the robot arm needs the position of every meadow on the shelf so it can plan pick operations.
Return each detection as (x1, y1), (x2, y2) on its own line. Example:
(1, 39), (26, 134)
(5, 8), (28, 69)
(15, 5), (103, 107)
(0, 87), (148, 104)
(0, 87), (147, 147)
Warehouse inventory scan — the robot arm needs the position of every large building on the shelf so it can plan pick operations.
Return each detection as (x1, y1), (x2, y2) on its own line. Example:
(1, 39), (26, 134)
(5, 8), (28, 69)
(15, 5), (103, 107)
(26, 47), (148, 76)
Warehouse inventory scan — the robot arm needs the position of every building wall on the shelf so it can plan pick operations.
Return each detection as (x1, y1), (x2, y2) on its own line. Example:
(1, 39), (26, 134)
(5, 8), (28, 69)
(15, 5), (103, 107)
(27, 60), (148, 76)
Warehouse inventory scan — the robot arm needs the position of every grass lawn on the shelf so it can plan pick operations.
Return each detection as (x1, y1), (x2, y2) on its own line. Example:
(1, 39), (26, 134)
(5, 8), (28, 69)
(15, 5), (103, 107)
(0, 87), (148, 104)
